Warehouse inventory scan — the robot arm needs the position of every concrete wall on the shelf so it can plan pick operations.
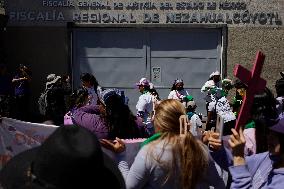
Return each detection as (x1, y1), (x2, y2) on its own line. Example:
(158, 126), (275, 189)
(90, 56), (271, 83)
(227, 26), (284, 94)
(4, 27), (69, 115)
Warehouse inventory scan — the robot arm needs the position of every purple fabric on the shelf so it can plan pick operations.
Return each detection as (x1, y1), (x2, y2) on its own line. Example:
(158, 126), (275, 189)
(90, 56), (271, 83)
(243, 128), (256, 156)
(229, 152), (284, 189)
(64, 112), (74, 125)
(72, 105), (109, 139)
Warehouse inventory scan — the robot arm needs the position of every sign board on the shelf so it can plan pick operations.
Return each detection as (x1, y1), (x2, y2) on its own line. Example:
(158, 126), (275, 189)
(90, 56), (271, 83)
(5, 0), (282, 26)
(151, 67), (161, 83)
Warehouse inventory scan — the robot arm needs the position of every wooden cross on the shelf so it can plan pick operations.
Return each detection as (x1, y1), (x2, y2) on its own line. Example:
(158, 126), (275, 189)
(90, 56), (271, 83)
(234, 51), (267, 130)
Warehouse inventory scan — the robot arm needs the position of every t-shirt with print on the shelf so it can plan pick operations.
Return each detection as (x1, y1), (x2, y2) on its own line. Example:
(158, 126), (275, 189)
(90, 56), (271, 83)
(208, 96), (236, 123)
(190, 114), (203, 136)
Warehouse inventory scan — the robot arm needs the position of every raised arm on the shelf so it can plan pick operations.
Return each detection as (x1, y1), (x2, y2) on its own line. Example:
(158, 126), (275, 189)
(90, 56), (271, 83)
(72, 105), (108, 139)
(228, 128), (253, 189)
(100, 139), (150, 189)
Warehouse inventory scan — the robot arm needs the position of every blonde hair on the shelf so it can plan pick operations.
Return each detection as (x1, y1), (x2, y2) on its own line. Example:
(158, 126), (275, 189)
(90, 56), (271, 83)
(148, 99), (208, 189)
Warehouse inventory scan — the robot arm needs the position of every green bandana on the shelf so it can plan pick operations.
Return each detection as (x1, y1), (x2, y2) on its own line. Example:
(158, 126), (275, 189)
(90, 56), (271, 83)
(210, 88), (228, 98)
(184, 95), (194, 102)
(245, 120), (256, 129)
(142, 90), (149, 94)
(140, 133), (161, 148)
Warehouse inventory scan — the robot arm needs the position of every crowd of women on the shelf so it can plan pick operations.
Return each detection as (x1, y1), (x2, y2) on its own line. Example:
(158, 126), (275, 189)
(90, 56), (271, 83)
(0, 69), (284, 189)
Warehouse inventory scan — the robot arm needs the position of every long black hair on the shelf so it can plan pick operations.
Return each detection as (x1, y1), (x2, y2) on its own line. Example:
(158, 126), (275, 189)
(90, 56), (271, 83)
(170, 79), (184, 91)
(80, 73), (99, 89)
(104, 94), (142, 139)
(68, 88), (89, 110)
(16, 64), (31, 78)
(275, 74), (284, 97)
(252, 87), (278, 153)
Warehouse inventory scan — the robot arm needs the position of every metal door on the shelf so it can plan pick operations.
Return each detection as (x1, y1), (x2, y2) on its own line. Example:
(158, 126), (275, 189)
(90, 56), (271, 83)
(73, 28), (222, 114)
(148, 29), (221, 114)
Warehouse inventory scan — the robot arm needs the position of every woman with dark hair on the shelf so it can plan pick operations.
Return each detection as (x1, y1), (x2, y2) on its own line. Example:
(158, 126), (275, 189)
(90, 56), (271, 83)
(247, 87), (279, 155)
(64, 88), (89, 125)
(11, 64), (31, 121)
(102, 90), (145, 139)
(232, 78), (247, 115)
(80, 73), (103, 105)
(69, 88), (89, 109)
(72, 88), (146, 139)
(168, 78), (189, 102)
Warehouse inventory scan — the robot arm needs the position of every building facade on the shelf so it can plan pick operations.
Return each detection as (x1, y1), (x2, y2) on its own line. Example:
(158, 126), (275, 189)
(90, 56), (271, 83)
(4, 0), (284, 115)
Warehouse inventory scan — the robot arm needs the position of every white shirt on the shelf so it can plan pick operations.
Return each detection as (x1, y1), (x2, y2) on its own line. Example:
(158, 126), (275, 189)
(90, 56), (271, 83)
(168, 89), (189, 101)
(201, 80), (220, 93)
(190, 114), (203, 136)
(208, 96), (236, 123)
(276, 96), (284, 119)
(136, 92), (154, 124)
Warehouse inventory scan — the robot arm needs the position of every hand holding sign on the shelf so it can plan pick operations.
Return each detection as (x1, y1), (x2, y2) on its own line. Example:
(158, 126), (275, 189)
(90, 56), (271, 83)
(215, 115), (224, 140)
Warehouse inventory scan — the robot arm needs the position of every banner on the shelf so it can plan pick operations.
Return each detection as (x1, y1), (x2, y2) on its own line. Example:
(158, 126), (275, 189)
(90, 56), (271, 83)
(0, 117), (229, 187)
(103, 138), (145, 166)
(0, 117), (58, 169)
(0, 117), (145, 170)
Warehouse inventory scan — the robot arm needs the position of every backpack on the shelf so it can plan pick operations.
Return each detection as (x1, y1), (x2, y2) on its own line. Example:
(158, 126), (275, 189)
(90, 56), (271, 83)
(38, 87), (52, 115)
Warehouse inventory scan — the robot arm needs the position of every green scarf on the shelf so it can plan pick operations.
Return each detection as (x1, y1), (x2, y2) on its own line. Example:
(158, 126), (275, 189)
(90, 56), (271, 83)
(140, 133), (161, 148)
(244, 120), (256, 129)
(141, 90), (150, 95)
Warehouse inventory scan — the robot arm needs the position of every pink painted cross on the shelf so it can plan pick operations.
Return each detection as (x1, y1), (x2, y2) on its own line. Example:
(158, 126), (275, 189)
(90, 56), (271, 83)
(234, 51), (267, 130)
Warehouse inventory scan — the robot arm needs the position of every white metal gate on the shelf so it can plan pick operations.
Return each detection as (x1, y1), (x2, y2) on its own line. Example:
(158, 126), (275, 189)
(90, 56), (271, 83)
(72, 28), (222, 114)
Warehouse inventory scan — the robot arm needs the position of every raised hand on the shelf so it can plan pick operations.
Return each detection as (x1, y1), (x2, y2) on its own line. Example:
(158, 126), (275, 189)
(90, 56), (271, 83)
(208, 132), (222, 151)
(228, 128), (246, 166)
(100, 137), (126, 154)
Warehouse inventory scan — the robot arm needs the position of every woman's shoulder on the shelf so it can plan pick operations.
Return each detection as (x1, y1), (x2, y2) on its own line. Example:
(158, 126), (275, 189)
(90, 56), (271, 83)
(244, 151), (270, 170)
(142, 140), (173, 154)
(246, 151), (269, 162)
(139, 92), (153, 100)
